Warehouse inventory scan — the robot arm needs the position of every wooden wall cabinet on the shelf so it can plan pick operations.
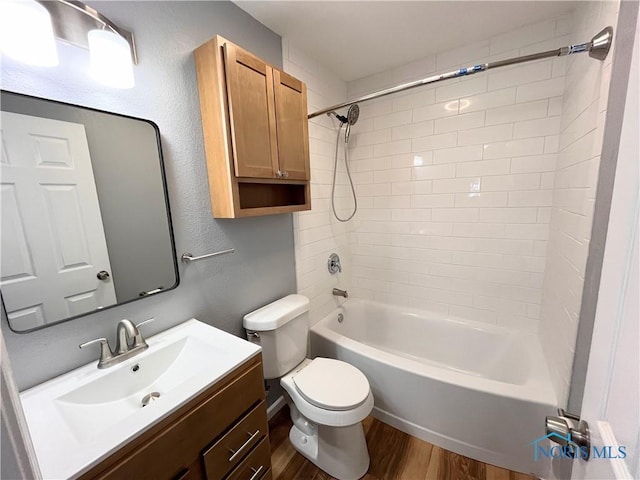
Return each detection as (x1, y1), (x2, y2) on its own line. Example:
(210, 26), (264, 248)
(78, 356), (272, 480)
(194, 36), (311, 218)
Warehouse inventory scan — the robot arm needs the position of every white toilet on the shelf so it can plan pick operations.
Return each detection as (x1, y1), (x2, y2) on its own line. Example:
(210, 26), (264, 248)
(243, 294), (373, 480)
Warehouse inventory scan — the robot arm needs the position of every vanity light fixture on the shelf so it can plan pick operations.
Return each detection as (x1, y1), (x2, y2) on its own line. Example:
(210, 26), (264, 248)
(88, 29), (134, 89)
(0, 0), (58, 66)
(0, 0), (138, 88)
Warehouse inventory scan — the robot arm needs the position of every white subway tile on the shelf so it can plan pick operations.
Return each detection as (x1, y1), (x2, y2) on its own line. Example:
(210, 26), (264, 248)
(482, 173), (541, 192)
(407, 224), (452, 240)
(413, 101), (458, 123)
(503, 254), (546, 273)
(504, 224), (550, 240)
(451, 251), (503, 268)
(429, 236), (477, 252)
(358, 100), (393, 119)
(433, 145), (483, 164)
(392, 208), (431, 222)
(373, 110), (413, 130)
(432, 208), (479, 223)
(460, 88), (516, 113)
(544, 135), (560, 154)
(456, 159), (511, 177)
(410, 193), (455, 208)
(457, 124), (513, 146)
(474, 295), (527, 316)
(373, 140), (411, 157)
(374, 195), (411, 209)
(434, 111), (485, 134)
(392, 181), (413, 195)
(391, 120), (434, 140)
(392, 55), (437, 84)
(412, 132), (458, 152)
(373, 168), (411, 184)
(488, 61), (552, 90)
(537, 207), (552, 224)
(508, 190), (553, 207)
(510, 154), (557, 173)
(485, 99), (548, 126)
(479, 207), (538, 223)
(454, 192), (508, 207)
(483, 138), (545, 160)
(411, 180), (433, 195)
(516, 77), (565, 103)
(352, 129), (392, 147)
(412, 164), (456, 180)
(476, 238), (534, 255)
(392, 88), (436, 111)
(452, 222), (505, 238)
(541, 172), (555, 189)
(514, 116), (561, 139)
(433, 177), (482, 194)
(435, 76), (487, 103)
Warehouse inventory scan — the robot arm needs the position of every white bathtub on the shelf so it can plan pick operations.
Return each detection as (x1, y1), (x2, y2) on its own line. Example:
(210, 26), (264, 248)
(310, 299), (557, 477)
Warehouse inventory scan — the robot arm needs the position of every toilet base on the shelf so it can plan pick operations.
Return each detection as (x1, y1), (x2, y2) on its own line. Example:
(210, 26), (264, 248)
(288, 410), (370, 480)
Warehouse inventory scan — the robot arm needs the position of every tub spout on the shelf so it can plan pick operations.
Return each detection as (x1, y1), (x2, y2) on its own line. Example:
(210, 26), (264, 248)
(332, 288), (348, 298)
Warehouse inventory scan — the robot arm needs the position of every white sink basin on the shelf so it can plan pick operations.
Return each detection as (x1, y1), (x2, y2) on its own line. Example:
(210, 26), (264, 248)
(20, 319), (261, 480)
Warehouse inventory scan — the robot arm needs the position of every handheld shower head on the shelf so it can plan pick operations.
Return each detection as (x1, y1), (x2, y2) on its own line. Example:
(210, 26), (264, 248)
(347, 104), (359, 125)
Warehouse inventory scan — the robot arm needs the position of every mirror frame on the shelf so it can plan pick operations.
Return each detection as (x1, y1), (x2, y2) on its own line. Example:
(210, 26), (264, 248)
(1, 90), (180, 333)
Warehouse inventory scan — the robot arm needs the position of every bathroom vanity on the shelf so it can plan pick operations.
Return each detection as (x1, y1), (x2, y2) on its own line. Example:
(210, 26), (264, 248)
(20, 320), (272, 480)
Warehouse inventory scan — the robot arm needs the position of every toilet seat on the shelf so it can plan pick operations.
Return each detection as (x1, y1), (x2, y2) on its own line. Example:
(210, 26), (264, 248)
(280, 358), (374, 427)
(293, 358), (370, 411)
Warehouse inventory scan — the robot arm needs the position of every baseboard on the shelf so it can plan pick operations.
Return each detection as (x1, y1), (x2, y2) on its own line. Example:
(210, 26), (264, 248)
(267, 395), (286, 420)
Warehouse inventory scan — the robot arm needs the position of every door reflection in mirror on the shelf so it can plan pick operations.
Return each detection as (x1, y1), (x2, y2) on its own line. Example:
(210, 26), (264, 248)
(0, 91), (178, 332)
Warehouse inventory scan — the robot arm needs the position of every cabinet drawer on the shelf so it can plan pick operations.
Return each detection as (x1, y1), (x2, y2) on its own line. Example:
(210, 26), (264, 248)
(225, 437), (271, 480)
(203, 401), (268, 480)
(92, 360), (265, 480)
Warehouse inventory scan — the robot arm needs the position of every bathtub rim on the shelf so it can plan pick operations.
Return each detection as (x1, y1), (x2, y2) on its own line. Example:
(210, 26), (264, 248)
(311, 299), (557, 407)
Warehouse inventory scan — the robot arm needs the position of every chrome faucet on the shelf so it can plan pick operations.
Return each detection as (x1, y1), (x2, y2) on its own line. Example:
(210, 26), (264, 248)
(332, 288), (348, 298)
(80, 318), (154, 369)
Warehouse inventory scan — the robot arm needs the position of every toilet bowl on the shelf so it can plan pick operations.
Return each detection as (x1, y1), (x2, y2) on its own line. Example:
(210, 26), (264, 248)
(243, 295), (373, 480)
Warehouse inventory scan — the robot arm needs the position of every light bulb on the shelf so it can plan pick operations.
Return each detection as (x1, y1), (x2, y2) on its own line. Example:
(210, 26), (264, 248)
(0, 0), (58, 67)
(88, 29), (134, 89)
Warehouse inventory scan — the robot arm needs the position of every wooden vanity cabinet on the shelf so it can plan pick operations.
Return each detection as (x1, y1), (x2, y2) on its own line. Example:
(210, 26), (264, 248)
(78, 355), (272, 480)
(194, 36), (311, 218)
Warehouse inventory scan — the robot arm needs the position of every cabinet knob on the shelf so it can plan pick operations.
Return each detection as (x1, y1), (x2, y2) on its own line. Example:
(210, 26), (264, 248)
(275, 170), (282, 179)
(282, 171), (289, 178)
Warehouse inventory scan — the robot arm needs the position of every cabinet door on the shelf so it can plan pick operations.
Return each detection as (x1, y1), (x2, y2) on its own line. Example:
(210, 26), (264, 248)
(224, 42), (279, 179)
(273, 70), (310, 180)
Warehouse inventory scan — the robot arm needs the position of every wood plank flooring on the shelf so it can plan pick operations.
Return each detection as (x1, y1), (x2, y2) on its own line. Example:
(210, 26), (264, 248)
(269, 406), (537, 480)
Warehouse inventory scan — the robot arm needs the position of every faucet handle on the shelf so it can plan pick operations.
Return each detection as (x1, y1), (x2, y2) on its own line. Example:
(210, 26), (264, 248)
(79, 338), (114, 368)
(132, 318), (154, 348)
(135, 318), (155, 329)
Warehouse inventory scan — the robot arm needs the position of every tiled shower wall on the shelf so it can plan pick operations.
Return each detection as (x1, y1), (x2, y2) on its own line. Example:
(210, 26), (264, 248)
(283, 40), (351, 325)
(345, 16), (573, 332)
(539, 0), (619, 405)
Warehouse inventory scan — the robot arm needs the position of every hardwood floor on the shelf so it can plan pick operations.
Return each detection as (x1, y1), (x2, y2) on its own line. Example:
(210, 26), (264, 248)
(269, 406), (537, 480)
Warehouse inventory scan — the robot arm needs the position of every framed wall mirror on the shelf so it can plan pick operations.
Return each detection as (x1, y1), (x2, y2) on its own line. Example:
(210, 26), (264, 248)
(1, 91), (179, 333)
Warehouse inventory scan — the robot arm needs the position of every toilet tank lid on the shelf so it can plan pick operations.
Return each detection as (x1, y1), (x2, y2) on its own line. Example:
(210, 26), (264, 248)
(243, 294), (310, 331)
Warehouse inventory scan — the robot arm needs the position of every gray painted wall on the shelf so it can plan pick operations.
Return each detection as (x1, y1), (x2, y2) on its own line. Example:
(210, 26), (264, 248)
(1, 1), (297, 391)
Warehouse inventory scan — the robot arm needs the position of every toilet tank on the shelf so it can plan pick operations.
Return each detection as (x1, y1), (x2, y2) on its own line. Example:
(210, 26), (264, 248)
(243, 294), (310, 379)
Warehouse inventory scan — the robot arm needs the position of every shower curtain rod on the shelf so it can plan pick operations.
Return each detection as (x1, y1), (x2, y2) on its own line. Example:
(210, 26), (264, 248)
(308, 26), (613, 120)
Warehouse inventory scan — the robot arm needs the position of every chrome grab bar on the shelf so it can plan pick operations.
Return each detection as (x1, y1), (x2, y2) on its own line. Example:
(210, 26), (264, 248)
(180, 248), (234, 264)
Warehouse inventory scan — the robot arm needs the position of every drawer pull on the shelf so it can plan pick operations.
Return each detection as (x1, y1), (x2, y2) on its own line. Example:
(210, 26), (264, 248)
(248, 465), (264, 480)
(228, 430), (260, 462)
